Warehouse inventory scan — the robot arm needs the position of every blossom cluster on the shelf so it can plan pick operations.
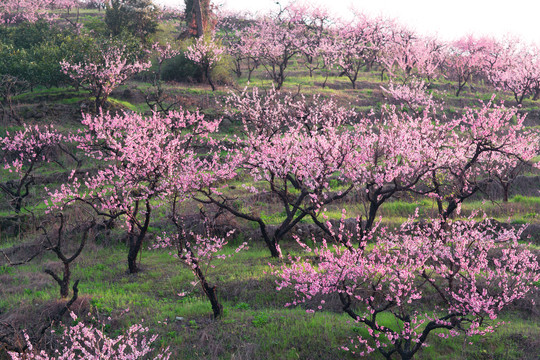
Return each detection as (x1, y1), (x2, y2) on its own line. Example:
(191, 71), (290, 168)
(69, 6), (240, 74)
(9, 312), (170, 360)
(185, 36), (224, 68)
(0, 0), (78, 25)
(1, 125), (66, 175)
(60, 45), (151, 108)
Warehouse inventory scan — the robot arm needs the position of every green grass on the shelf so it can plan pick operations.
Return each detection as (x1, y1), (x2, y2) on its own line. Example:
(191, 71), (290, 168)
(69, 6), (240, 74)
(9, 84), (151, 112)
(235, 194), (540, 227)
(0, 240), (538, 360)
(510, 195), (540, 206)
(11, 87), (81, 100)
(108, 97), (149, 112)
(55, 96), (85, 105)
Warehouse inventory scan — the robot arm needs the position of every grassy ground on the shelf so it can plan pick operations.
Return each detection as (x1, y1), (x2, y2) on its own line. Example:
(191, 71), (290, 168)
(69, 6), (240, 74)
(1, 239), (538, 360)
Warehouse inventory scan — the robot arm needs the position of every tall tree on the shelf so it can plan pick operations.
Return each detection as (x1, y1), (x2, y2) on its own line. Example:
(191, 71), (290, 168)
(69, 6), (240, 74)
(105, 0), (160, 42)
(49, 110), (221, 273)
(183, 0), (214, 38)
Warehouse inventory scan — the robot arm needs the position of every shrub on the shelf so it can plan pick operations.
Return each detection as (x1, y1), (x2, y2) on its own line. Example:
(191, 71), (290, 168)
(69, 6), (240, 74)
(161, 51), (203, 83)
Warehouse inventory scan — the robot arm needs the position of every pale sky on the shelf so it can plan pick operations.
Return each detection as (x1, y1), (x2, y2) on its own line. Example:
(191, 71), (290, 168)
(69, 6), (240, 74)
(158, 0), (540, 44)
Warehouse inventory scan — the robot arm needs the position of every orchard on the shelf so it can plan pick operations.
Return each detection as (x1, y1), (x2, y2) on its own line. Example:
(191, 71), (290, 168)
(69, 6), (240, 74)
(0, 1), (539, 359)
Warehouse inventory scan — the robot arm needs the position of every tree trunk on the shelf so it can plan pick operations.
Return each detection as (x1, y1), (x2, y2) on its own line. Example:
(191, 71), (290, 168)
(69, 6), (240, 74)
(193, 0), (204, 38)
(322, 71), (329, 89)
(60, 280), (69, 298)
(44, 265), (71, 298)
(399, 352), (414, 360)
(349, 75), (357, 89)
(205, 65), (215, 91)
(442, 199), (459, 221)
(364, 200), (381, 237)
(201, 278), (222, 319)
(518, 92), (525, 105)
(502, 183), (510, 202)
(257, 222), (281, 257)
(533, 88), (540, 101)
(95, 86), (104, 111)
(436, 198), (444, 215)
(60, 263), (70, 298)
(127, 202), (152, 273)
(127, 240), (139, 273)
(127, 227), (148, 273)
(266, 239), (280, 258)
(193, 262), (223, 318)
